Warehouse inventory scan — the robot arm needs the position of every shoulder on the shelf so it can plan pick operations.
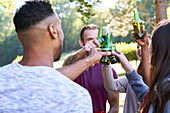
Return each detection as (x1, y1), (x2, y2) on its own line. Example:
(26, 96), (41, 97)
(51, 69), (90, 94)
(0, 63), (16, 74)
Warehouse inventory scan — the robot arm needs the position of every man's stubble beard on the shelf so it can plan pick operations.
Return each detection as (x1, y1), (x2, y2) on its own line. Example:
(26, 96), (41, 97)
(54, 42), (63, 62)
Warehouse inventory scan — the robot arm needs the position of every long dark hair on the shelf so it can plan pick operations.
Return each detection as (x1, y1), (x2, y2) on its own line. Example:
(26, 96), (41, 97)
(143, 20), (170, 113)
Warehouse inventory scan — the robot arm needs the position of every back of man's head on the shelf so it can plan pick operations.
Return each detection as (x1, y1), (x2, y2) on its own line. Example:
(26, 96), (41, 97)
(13, 1), (54, 33)
(80, 24), (98, 42)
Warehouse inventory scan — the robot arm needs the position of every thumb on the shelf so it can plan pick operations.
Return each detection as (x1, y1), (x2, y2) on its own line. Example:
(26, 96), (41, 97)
(111, 51), (120, 58)
(100, 51), (111, 56)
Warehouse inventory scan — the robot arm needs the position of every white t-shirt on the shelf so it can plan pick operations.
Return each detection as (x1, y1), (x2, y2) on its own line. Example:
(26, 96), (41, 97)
(0, 62), (92, 113)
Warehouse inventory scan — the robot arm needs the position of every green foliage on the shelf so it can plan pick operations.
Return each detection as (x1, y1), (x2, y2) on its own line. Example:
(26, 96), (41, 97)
(69, 0), (101, 24)
(0, 0), (15, 12)
(0, 34), (23, 66)
(53, 0), (83, 51)
(137, 0), (155, 35)
(0, 0), (160, 66)
(0, 9), (23, 66)
(0, 10), (15, 42)
(72, 0), (155, 37)
(115, 42), (138, 61)
(106, 0), (154, 37)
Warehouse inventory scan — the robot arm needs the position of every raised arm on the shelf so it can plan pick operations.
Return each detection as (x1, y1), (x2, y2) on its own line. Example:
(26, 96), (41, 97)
(133, 30), (150, 86)
(111, 51), (149, 103)
(102, 65), (128, 93)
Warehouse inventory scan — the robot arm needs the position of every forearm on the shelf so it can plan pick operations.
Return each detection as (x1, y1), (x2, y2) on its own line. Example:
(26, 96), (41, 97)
(125, 70), (149, 103)
(109, 106), (119, 113)
(141, 45), (150, 86)
(102, 65), (128, 92)
(108, 92), (119, 113)
(60, 48), (111, 80)
(62, 49), (87, 67)
(58, 57), (94, 80)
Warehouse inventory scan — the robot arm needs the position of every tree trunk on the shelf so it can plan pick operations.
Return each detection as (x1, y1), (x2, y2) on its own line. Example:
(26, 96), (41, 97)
(154, 0), (167, 25)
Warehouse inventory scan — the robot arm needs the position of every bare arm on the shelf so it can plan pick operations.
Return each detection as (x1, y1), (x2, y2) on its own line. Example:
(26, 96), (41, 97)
(62, 39), (100, 67)
(141, 45), (150, 86)
(107, 91), (119, 113)
(58, 48), (111, 80)
(133, 30), (150, 86)
(62, 49), (86, 67)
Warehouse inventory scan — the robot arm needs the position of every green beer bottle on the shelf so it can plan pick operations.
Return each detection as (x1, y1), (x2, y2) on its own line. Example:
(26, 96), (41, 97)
(97, 28), (104, 47)
(133, 9), (144, 39)
(100, 27), (112, 65)
(110, 43), (120, 64)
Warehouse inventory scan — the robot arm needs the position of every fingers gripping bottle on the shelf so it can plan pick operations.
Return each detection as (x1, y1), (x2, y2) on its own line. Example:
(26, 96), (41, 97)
(133, 9), (144, 39)
(109, 43), (120, 64)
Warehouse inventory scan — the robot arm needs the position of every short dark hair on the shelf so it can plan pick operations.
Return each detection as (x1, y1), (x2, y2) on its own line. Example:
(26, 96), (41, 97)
(13, 1), (54, 33)
(80, 24), (99, 42)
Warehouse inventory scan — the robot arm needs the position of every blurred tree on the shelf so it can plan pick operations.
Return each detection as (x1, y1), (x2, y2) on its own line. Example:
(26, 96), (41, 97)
(106, 0), (155, 37)
(0, 0), (15, 12)
(72, 0), (168, 37)
(0, 9), (22, 66)
(53, 0), (84, 51)
(0, 10), (15, 42)
(155, 0), (167, 24)
(69, 0), (101, 24)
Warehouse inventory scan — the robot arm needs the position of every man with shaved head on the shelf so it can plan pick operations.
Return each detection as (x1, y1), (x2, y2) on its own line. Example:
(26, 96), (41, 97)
(0, 1), (111, 112)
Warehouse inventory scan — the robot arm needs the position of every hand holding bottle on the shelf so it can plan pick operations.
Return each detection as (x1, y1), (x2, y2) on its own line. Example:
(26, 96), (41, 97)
(78, 39), (101, 58)
(132, 9), (145, 39)
(87, 48), (111, 66)
(132, 29), (150, 47)
(111, 50), (134, 74)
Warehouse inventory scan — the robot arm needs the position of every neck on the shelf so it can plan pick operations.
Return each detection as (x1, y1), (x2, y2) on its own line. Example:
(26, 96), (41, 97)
(19, 47), (53, 67)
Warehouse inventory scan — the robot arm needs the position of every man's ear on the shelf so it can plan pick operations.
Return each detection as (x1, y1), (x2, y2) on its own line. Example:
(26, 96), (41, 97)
(48, 24), (58, 39)
(79, 39), (84, 47)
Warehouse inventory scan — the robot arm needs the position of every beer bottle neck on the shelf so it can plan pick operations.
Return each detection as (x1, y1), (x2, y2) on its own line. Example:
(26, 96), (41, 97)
(98, 28), (103, 38)
(134, 10), (140, 21)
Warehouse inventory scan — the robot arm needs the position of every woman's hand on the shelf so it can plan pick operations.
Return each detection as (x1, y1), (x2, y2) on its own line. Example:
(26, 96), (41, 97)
(111, 50), (134, 74)
(132, 29), (150, 47)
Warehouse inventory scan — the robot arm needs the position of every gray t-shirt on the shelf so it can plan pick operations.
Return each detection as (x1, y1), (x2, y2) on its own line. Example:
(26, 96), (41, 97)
(0, 62), (92, 113)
